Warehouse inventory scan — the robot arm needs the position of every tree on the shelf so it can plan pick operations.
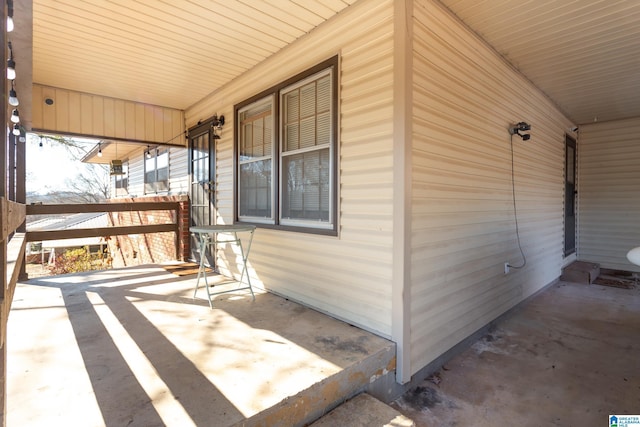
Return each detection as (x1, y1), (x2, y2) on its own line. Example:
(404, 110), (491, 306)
(64, 163), (110, 202)
(29, 134), (110, 201)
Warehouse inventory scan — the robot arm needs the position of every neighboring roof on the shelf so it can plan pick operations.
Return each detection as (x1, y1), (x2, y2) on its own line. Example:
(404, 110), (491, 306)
(27, 212), (108, 231)
(27, 212), (109, 249)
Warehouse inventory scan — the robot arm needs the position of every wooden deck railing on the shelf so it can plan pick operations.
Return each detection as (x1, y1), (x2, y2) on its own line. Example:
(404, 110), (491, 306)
(0, 198), (26, 348)
(25, 201), (182, 258)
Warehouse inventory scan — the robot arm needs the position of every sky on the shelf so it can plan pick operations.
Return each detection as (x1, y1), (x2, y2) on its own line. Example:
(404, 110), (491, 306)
(25, 133), (101, 194)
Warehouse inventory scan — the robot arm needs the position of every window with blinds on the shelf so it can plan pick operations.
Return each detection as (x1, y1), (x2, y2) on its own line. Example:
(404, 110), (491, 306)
(235, 57), (337, 234)
(114, 161), (128, 196)
(281, 72), (332, 223)
(144, 148), (169, 194)
(238, 96), (274, 222)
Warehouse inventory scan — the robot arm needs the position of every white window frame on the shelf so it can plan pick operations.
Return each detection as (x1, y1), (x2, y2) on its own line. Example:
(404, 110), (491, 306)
(144, 148), (169, 194)
(237, 95), (276, 224)
(235, 57), (338, 235)
(279, 69), (334, 229)
(114, 161), (128, 197)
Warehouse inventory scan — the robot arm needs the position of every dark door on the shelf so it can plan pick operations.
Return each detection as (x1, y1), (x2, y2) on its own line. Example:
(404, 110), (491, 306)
(564, 135), (577, 256)
(189, 122), (215, 264)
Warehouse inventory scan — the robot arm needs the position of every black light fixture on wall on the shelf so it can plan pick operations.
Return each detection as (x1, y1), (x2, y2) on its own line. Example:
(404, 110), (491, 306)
(509, 122), (531, 140)
(211, 114), (225, 139)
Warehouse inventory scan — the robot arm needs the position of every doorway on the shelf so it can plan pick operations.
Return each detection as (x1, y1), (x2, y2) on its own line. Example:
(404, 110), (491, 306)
(564, 135), (577, 256)
(188, 121), (216, 264)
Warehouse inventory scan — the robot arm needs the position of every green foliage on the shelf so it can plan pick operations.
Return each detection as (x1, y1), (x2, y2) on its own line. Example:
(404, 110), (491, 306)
(48, 246), (108, 275)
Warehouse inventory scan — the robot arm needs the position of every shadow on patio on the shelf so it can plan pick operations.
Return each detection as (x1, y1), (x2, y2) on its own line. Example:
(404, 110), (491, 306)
(7, 264), (395, 427)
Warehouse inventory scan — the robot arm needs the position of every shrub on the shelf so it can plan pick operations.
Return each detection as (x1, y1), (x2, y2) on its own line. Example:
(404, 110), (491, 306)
(48, 246), (107, 275)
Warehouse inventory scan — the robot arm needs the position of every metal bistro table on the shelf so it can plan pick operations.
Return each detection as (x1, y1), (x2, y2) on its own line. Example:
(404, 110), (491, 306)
(190, 224), (256, 308)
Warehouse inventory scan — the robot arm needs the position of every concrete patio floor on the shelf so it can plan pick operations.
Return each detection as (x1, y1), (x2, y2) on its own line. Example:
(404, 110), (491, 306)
(7, 264), (396, 427)
(391, 280), (640, 426)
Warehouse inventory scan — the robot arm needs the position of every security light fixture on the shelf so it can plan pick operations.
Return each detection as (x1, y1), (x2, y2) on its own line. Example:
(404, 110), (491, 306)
(211, 114), (225, 139)
(509, 121), (531, 141)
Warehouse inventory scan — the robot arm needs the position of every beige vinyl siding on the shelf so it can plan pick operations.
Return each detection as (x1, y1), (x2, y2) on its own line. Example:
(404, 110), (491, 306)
(409, 0), (571, 374)
(32, 84), (185, 145)
(111, 146), (188, 199)
(186, 0), (395, 336)
(578, 118), (640, 272)
(127, 156), (145, 198)
(168, 147), (189, 195)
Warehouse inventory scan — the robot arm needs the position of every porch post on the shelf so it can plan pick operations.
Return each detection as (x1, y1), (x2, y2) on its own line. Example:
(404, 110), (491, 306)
(0, 0), (8, 424)
(16, 132), (25, 280)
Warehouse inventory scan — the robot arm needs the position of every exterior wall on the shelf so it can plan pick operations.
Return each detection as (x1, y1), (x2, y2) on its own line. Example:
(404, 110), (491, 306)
(186, 0), (396, 336)
(409, 0), (573, 375)
(116, 146), (189, 198)
(32, 84), (185, 145)
(168, 147), (189, 194)
(578, 118), (640, 272)
(127, 155), (144, 197)
(107, 146), (190, 267)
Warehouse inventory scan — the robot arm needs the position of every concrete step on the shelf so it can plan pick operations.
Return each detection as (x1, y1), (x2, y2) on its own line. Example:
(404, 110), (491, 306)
(235, 337), (397, 427)
(309, 393), (415, 427)
(560, 261), (600, 284)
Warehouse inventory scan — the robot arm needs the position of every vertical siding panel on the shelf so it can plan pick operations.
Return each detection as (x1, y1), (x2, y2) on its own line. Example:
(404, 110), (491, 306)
(163, 109), (173, 143)
(31, 84), (184, 145)
(92, 96), (104, 136)
(578, 118), (640, 271)
(80, 94), (93, 135)
(144, 105), (155, 141)
(152, 106), (163, 142)
(186, 0), (395, 337)
(32, 85), (43, 129)
(409, 0), (571, 375)
(173, 110), (186, 146)
(54, 89), (69, 132)
(134, 103), (146, 140)
(68, 91), (82, 134)
(41, 86), (57, 131)
(103, 98), (116, 136)
(114, 100), (127, 139)
(124, 102), (136, 140)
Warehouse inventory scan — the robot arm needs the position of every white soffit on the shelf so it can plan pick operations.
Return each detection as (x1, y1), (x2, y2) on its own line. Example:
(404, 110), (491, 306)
(439, 0), (640, 124)
(32, 0), (356, 110)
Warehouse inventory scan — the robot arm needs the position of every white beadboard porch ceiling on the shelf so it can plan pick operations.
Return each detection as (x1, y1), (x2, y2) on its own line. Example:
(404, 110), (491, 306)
(31, 0), (640, 125)
(31, 0), (357, 111)
(438, 0), (640, 125)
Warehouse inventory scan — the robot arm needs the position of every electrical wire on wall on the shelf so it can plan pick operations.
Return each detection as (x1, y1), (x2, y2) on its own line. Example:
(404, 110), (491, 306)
(506, 122), (531, 270)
